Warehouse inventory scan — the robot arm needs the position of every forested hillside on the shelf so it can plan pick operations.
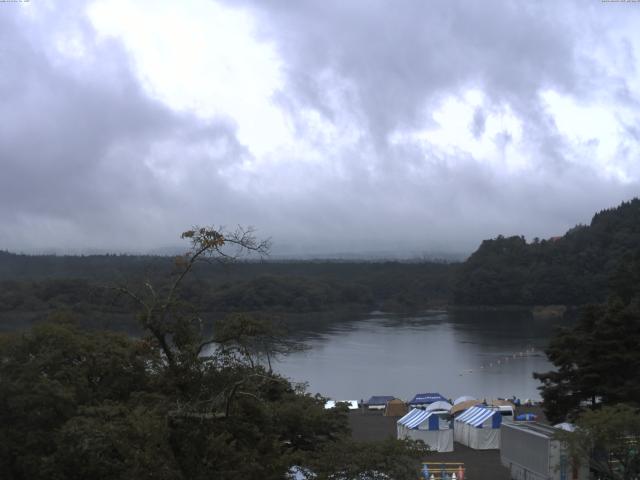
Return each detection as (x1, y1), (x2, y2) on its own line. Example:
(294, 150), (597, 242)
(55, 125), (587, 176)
(3, 198), (639, 320)
(453, 198), (640, 306)
(0, 255), (454, 332)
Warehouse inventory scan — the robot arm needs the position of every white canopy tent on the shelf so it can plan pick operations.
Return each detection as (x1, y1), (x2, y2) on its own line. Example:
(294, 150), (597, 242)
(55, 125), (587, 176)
(324, 400), (359, 410)
(425, 400), (453, 413)
(397, 409), (453, 452)
(454, 406), (501, 450)
(554, 422), (576, 432)
(453, 395), (477, 405)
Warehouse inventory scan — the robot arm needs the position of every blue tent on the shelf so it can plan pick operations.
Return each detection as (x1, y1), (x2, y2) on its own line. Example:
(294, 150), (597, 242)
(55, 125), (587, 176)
(408, 392), (448, 406)
(516, 413), (537, 421)
(366, 395), (395, 407)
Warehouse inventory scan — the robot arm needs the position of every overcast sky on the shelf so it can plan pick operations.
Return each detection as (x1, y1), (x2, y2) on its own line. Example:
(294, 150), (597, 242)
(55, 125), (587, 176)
(2, 0), (640, 256)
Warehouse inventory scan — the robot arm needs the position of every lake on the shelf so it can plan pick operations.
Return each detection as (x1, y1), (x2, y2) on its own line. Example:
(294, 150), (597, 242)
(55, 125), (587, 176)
(275, 309), (569, 403)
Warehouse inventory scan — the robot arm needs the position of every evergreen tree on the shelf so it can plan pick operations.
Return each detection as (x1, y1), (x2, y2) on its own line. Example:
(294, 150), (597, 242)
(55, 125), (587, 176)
(535, 252), (640, 423)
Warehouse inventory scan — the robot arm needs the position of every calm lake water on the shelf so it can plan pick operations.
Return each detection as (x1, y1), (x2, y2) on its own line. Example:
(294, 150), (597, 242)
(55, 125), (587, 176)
(275, 310), (569, 402)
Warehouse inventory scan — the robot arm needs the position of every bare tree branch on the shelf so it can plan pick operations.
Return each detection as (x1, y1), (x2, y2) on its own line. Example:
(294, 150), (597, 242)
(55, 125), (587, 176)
(112, 225), (270, 371)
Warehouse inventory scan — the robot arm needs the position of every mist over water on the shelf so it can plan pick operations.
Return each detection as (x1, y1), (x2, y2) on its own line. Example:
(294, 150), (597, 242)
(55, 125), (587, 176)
(276, 310), (567, 402)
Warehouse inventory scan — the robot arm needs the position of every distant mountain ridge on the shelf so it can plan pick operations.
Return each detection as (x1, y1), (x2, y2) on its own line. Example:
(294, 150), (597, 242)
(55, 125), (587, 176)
(453, 198), (640, 306)
(2, 198), (639, 311)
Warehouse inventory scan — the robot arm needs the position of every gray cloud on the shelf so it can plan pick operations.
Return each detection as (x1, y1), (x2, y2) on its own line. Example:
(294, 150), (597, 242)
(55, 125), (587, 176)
(0, 5), (256, 252)
(219, 0), (640, 251)
(470, 108), (486, 139)
(240, 1), (578, 135)
(1, 1), (639, 256)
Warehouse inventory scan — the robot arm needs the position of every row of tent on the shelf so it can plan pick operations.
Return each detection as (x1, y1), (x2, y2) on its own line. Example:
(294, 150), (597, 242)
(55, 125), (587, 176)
(364, 393), (517, 418)
(399, 415), (588, 478)
(366, 393), (448, 408)
(366, 392), (515, 409)
(366, 393), (453, 417)
(397, 406), (502, 452)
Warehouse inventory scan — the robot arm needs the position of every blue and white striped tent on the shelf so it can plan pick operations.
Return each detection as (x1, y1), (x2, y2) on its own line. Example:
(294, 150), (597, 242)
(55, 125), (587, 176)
(398, 409), (440, 430)
(454, 406), (502, 449)
(397, 409), (453, 452)
(457, 406), (502, 427)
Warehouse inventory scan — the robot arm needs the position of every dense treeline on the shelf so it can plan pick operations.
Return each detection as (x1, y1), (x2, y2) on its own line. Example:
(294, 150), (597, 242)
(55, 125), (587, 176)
(0, 255), (454, 331)
(3, 198), (640, 319)
(453, 198), (640, 306)
(0, 250), (167, 281)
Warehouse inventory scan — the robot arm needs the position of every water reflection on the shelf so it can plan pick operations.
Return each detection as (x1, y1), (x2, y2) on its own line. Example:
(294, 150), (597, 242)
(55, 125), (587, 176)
(275, 310), (570, 402)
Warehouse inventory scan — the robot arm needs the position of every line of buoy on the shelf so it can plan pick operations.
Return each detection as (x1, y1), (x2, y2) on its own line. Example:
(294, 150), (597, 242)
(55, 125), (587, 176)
(458, 347), (538, 376)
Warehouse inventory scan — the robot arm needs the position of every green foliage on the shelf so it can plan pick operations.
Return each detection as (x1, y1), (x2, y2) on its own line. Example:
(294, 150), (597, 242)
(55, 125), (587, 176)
(558, 404), (640, 480)
(0, 260), (453, 334)
(454, 198), (640, 305)
(0, 320), (161, 479)
(208, 275), (374, 312)
(53, 403), (181, 480)
(0, 227), (429, 479)
(0, 317), (407, 479)
(297, 437), (430, 480)
(535, 252), (640, 423)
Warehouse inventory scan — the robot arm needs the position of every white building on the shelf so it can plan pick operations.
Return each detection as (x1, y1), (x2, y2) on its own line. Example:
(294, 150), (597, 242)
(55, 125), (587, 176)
(500, 422), (588, 480)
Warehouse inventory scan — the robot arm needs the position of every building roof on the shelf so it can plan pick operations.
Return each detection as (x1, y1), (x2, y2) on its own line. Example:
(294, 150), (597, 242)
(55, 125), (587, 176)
(501, 421), (559, 438)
